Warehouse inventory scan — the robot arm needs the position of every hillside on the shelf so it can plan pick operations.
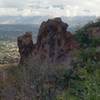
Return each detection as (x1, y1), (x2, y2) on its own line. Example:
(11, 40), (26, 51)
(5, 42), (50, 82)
(0, 17), (100, 100)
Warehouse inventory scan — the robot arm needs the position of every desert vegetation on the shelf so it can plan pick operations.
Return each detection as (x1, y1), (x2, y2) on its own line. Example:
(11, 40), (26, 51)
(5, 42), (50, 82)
(0, 40), (19, 64)
(0, 19), (100, 100)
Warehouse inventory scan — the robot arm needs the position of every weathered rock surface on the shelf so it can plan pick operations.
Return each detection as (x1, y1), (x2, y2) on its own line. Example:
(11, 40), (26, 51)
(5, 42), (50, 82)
(17, 32), (34, 63)
(17, 18), (79, 64)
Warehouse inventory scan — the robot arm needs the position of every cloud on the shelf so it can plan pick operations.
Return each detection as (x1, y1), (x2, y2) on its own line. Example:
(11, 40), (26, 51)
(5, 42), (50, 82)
(0, 8), (19, 16)
(0, 0), (29, 8)
(0, 19), (16, 24)
(0, 0), (99, 16)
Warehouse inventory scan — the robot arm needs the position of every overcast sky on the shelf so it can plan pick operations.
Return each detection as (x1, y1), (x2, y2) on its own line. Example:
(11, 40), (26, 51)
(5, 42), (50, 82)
(0, 0), (100, 16)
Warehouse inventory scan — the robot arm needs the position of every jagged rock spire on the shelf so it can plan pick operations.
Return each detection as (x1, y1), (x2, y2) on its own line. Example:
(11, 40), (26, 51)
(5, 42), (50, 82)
(17, 18), (79, 64)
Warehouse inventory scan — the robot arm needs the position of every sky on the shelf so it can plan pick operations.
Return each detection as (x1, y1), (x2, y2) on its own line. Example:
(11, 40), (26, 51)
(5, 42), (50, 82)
(0, 0), (100, 17)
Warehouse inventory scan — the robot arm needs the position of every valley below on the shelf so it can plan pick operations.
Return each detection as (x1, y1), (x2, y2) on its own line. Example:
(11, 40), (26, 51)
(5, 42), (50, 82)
(0, 40), (19, 64)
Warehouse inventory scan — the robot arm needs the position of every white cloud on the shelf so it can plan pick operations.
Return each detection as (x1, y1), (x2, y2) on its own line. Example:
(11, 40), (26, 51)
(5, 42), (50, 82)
(0, 0), (100, 16)
(0, 19), (16, 24)
(0, 8), (19, 16)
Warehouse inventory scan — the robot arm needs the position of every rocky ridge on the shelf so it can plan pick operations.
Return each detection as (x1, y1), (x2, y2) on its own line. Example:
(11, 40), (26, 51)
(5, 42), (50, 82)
(17, 18), (79, 64)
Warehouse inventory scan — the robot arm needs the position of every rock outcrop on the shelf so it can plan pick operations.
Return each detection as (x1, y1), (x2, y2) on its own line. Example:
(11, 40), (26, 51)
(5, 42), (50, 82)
(17, 32), (34, 64)
(17, 18), (79, 64)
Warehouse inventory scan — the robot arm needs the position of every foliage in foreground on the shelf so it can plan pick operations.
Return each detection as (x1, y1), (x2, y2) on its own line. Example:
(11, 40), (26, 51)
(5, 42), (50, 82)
(57, 47), (100, 100)
(0, 45), (99, 100)
(0, 20), (100, 100)
(56, 20), (100, 100)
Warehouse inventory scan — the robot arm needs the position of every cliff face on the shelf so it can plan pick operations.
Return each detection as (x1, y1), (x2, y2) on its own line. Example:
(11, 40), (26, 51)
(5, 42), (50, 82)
(17, 18), (79, 64)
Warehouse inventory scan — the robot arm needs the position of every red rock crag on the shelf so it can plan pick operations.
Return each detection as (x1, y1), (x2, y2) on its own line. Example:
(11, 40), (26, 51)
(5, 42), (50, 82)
(17, 18), (79, 64)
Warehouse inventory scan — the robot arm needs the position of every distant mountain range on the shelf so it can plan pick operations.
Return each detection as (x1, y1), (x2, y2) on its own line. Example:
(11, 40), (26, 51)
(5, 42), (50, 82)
(0, 16), (49, 24)
(0, 15), (96, 25)
(0, 16), (97, 42)
(0, 24), (39, 42)
(63, 16), (97, 32)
